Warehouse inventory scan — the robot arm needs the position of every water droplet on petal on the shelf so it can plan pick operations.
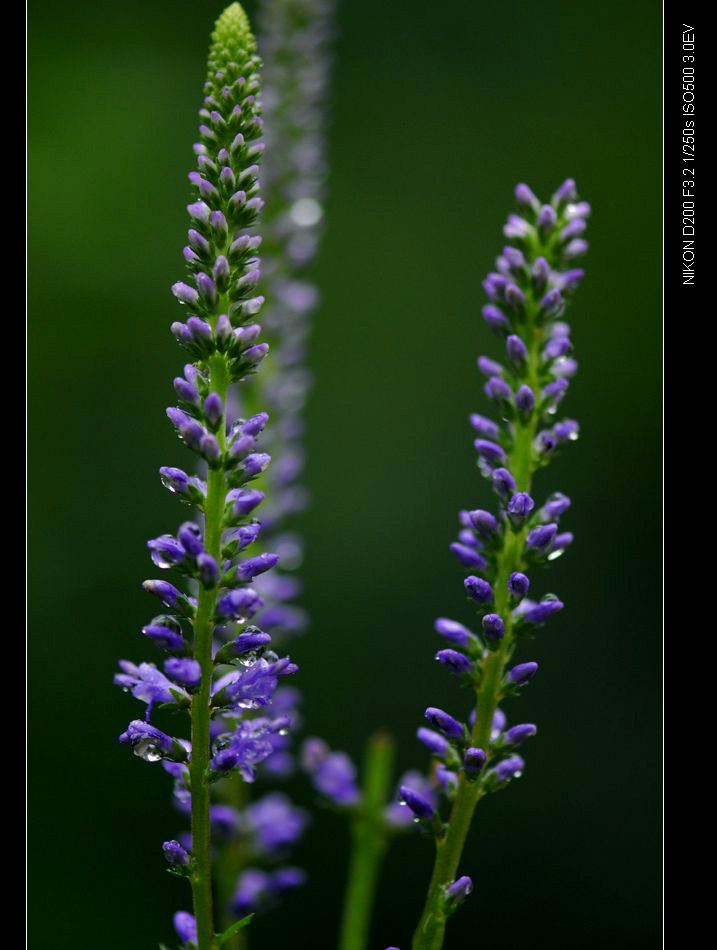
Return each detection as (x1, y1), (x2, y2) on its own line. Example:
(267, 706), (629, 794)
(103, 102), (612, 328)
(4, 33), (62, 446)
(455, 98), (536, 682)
(134, 739), (162, 762)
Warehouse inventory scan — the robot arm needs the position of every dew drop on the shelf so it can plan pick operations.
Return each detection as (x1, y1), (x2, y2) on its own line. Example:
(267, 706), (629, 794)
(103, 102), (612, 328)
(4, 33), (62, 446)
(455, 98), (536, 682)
(134, 739), (162, 762)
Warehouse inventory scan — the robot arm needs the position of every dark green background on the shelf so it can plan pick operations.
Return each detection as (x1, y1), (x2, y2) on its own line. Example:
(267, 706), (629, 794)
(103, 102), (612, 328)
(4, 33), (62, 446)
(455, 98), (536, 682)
(28, 0), (661, 947)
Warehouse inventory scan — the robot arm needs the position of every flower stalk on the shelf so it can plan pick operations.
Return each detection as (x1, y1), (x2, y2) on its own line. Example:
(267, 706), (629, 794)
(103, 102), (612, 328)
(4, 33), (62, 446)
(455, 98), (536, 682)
(189, 357), (229, 949)
(408, 180), (589, 949)
(115, 7), (301, 949)
(338, 734), (395, 950)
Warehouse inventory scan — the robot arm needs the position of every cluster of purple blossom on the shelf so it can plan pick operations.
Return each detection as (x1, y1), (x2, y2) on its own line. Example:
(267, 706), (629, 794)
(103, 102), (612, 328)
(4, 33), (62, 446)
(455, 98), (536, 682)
(196, 0), (335, 929)
(400, 179), (588, 947)
(114, 2), (589, 946)
(114, 6), (311, 944)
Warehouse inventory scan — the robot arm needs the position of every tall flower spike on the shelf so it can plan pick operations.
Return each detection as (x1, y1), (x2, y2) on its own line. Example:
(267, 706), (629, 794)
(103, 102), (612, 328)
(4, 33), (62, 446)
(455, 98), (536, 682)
(409, 182), (587, 949)
(114, 8), (300, 949)
(240, 0), (336, 640)
(207, 0), (336, 929)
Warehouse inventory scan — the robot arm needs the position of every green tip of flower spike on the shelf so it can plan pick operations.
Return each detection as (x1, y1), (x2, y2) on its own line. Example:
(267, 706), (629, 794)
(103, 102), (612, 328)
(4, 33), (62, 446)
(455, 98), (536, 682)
(210, 3), (256, 64)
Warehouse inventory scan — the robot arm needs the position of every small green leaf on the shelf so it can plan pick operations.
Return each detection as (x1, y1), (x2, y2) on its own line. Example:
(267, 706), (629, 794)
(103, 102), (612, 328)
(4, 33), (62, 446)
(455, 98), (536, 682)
(215, 914), (254, 947)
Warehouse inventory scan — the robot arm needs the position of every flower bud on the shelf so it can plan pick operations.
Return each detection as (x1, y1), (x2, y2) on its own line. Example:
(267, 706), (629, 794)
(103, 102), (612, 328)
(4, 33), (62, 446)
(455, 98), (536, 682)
(481, 613), (504, 642)
(425, 707), (464, 739)
(505, 723), (537, 745)
(435, 649), (472, 675)
(399, 785), (436, 820)
(463, 748), (487, 774)
(508, 661), (538, 685)
(464, 576), (493, 603)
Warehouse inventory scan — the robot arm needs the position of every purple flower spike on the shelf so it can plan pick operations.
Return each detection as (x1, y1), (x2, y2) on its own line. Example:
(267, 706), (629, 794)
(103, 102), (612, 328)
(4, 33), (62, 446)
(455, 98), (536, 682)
(464, 575), (493, 604)
(409, 184), (586, 865)
(481, 613), (505, 642)
(435, 649), (472, 675)
(463, 748), (487, 774)
(399, 785), (436, 820)
(505, 723), (538, 745)
(113, 8), (335, 937)
(425, 707), (464, 740)
(508, 572), (530, 598)
(508, 661), (539, 685)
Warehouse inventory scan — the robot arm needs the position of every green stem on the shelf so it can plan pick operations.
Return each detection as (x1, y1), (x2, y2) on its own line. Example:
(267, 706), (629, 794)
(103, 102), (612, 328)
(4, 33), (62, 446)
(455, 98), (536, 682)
(411, 302), (545, 950)
(190, 354), (229, 950)
(338, 734), (395, 950)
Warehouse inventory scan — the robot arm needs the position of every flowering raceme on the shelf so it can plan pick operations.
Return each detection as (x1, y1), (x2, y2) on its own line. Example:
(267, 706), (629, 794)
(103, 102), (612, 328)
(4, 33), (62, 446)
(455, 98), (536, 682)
(114, 6), (301, 948)
(113, 4), (590, 946)
(203, 0), (335, 931)
(401, 180), (588, 950)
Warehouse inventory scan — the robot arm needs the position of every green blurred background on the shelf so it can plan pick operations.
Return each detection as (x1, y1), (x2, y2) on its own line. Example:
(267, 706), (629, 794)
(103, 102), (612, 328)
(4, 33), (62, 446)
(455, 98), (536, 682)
(28, 0), (661, 946)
